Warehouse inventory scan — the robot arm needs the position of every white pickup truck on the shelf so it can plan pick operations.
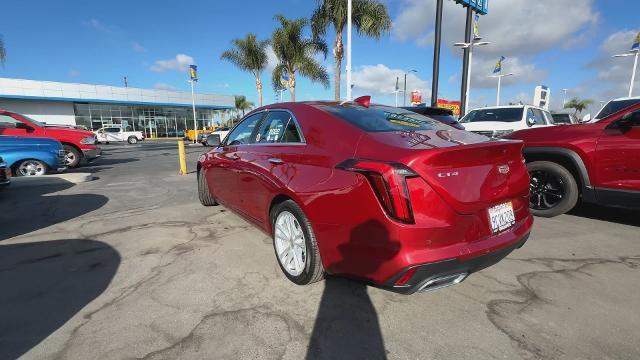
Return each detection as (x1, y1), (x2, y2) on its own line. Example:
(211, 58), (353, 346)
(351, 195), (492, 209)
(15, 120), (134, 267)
(459, 105), (556, 139)
(95, 126), (145, 144)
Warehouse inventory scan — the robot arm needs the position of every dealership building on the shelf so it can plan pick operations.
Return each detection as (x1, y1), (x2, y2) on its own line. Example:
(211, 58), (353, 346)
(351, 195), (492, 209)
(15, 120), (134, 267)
(0, 77), (235, 136)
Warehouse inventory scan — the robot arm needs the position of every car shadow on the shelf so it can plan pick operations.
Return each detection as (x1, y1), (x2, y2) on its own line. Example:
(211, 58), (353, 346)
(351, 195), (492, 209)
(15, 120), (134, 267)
(306, 220), (400, 360)
(0, 239), (120, 359)
(0, 181), (108, 241)
(568, 203), (640, 227)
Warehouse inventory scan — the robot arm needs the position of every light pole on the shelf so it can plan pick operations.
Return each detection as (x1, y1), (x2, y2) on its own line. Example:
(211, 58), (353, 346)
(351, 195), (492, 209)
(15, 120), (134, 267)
(489, 72), (514, 106)
(562, 88), (569, 107)
(403, 70), (417, 106)
(454, 37), (489, 115)
(612, 48), (639, 97)
(346, 0), (353, 101)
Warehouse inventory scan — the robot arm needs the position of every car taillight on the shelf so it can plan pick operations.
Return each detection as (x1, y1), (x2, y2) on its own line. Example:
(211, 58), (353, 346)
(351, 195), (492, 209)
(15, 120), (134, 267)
(337, 159), (418, 223)
(394, 267), (418, 286)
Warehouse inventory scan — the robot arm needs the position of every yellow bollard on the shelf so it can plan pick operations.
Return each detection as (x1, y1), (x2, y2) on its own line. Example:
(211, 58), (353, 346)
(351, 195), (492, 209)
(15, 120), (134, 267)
(178, 140), (188, 175)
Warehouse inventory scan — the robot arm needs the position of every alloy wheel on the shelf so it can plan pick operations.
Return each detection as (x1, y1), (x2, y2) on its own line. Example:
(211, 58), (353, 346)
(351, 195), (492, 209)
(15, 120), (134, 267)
(64, 150), (76, 166)
(529, 170), (565, 210)
(274, 211), (307, 276)
(18, 161), (46, 176)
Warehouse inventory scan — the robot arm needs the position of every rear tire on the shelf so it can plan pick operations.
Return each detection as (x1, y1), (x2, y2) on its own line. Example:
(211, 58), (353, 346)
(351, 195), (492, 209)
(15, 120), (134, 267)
(271, 200), (325, 285)
(63, 145), (81, 168)
(14, 159), (48, 176)
(528, 161), (579, 217)
(197, 169), (218, 206)
(127, 136), (138, 144)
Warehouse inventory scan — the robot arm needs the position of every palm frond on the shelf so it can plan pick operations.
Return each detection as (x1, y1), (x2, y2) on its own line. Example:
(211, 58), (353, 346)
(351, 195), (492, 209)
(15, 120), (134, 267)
(298, 58), (330, 88)
(271, 64), (288, 91)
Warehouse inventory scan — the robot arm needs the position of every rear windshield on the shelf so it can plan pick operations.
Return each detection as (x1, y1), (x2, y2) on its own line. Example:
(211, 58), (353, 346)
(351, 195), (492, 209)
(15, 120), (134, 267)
(459, 108), (523, 123)
(320, 104), (452, 132)
(551, 114), (572, 124)
(595, 99), (640, 119)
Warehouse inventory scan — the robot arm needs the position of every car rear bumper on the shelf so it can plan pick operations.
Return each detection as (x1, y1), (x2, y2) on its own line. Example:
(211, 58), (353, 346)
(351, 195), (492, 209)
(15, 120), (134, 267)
(380, 231), (530, 294)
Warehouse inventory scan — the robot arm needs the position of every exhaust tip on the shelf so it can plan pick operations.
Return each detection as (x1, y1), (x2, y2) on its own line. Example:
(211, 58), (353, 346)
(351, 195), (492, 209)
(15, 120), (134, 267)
(417, 273), (468, 293)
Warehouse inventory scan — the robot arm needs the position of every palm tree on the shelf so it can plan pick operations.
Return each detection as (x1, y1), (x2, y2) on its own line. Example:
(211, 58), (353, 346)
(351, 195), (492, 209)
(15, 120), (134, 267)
(564, 97), (594, 115)
(0, 34), (6, 66)
(235, 95), (254, 118)
(221, 34), (269, 107)
(312, 0), (391, 101)
(271, 15), (330, 102)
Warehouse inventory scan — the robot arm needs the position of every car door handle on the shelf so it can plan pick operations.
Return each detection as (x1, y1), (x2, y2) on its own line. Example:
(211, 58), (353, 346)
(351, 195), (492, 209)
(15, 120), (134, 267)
(268, 158), (284, 165)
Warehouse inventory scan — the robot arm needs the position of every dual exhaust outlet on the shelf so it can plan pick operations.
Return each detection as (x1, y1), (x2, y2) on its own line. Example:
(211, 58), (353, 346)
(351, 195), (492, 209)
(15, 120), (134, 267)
(417, 273), (468, 293)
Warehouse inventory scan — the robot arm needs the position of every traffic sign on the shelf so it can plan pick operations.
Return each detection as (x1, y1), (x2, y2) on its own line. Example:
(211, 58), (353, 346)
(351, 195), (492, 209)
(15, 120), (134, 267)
(454, 0), (488, 15)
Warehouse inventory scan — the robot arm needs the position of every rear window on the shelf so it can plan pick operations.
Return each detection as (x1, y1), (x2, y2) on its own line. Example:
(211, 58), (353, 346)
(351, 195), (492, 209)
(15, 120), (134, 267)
(551, 114), (572, 124)
(595, 99), (640, 119)
(460, 108), (523, 123)
(320, 105), (452, 132)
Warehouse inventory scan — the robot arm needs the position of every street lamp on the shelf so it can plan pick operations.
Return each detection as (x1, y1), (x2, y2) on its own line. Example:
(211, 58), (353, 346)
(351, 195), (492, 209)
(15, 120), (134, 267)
(489, 72), (513, 106)
(404, 69), (418, 106)
(454, 38), (490, 115)
(612, 48), (639, 97)
(562, 88), (569, 107)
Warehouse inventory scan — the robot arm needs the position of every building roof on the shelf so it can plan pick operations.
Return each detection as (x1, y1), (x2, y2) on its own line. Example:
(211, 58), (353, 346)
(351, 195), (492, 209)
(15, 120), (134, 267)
(0, 77), (235, 109)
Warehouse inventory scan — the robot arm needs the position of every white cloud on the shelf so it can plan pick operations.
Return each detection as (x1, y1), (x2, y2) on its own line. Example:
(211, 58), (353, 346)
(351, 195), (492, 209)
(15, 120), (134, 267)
(154, 83), (178, 91)
(351, 64), (431, 99)
(132, 41), (147, 53)
(150, 54), (194, 73)
(82, 18), (115, 33)
(470, 56), (547, 88)
(265, 45), (278, 72)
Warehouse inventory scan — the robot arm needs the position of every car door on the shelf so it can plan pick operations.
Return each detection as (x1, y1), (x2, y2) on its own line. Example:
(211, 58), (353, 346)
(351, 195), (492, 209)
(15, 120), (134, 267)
(104, 128), (122, 142)
(95, 128), (108, 142)
(236, 110), (306, 224)
(205, 112), (264, 209)
(595, 109), (640, 195)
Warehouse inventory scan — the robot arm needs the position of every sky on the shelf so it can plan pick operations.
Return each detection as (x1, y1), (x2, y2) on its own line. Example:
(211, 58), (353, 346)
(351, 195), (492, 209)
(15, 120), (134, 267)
(0, 0), (639, 115)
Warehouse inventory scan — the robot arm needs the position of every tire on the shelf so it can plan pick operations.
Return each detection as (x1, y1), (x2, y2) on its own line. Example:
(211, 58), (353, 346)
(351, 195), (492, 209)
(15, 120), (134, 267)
(127, 136), (138, 145)
(62, 145), (81, 168)
(197, 169), (218, 206)
(271, 200), (325, 285)
(14, 159), (48, 176)
(528, 161), (579, 217)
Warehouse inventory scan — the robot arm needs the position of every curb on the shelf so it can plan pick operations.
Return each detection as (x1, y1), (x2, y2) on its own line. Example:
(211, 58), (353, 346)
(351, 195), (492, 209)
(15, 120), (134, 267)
(11, 173), (95, 188)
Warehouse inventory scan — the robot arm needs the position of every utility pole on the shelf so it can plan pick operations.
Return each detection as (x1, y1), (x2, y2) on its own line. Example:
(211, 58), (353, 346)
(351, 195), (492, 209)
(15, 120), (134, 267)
(403, 70), (417, 106)
(562, 88), (569, 107)
(346, 0), (353, 101)
(124, 76), (128, 88)
(459, 7), (473, 116)
(431, 0), (444, 107)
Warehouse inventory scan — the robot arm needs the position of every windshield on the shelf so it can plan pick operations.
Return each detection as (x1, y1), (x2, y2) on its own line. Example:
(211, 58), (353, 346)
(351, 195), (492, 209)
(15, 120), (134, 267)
(18, 114), (45, 127)
(551, 114), (573, 124)
(321, 104), (452, 132)
(459, 108), (523, 123)
(595, 99), (640, 120)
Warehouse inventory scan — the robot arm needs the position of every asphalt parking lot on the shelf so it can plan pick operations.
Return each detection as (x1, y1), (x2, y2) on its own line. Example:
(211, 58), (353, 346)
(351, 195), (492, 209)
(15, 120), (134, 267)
(1, 141), (639, 360)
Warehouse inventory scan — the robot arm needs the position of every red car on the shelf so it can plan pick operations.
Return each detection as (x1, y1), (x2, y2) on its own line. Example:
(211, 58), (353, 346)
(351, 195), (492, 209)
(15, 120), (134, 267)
(0, 109), (100, 168)
(197, 98), (533, 294)
(506, 102), (640, 217)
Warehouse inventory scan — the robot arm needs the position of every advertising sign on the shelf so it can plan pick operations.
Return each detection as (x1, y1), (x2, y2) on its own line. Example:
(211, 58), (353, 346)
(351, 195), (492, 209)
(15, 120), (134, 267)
(437, 99), (462, 116)
(189, 65), (198, 82)
(453, 0), (489, 15)
(411, 90), (422, 105)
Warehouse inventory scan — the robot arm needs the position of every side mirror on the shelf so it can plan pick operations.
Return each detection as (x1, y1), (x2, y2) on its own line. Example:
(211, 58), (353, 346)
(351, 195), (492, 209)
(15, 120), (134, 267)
(205, 134), (221, 147)
(581, 113), (591, 123)
(526, 117), (536, 127)
(15, 122), (34, 130)
(615, 111), (640, 129)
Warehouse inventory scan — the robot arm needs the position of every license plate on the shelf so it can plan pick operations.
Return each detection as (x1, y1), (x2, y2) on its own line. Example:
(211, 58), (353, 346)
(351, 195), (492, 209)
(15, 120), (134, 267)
(488, 202), (515, 234)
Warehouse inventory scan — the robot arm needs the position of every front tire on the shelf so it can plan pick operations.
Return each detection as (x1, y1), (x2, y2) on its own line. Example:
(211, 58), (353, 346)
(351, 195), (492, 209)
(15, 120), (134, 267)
(271, 200), (325, 285)
(63, 145), (81, 168)
(127, 136), (138, 144)
(528, 161), (579, 217)
(197, 169), (218, 206)
(14, 159), (48, 176)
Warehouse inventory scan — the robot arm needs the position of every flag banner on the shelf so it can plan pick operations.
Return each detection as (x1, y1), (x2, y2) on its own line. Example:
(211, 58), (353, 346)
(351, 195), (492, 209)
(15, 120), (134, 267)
(189, 65), (198, 81)
(633, 32), (640, 51)
(473, 14), (480, 39)
(493, 56), (505, 74)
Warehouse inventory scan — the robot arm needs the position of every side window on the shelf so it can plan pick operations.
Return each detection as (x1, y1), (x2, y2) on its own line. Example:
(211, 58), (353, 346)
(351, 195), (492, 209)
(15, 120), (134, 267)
(531, 109), (546, 125)
(105, 127), (121, 133)
(256, 111), (303, 144)
(0, 114), (21, 125)
(527, 109), (545, 126)
(225, 113), (263, 146)
(542, 111), (554, 124)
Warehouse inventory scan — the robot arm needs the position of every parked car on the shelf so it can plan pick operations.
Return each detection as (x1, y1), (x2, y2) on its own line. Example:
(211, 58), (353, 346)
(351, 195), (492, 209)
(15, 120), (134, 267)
(505, 102), (640, 217)
(550, 112), (579, 125)
(200, 127), (230, 146)
(197, 98), (533, 294)
(586, 96), (640, 123)
(197, 131), (212, 145)
(0, 110), (100, 168)
(401, 106), (464, 129)
(0, 136), (66, 176)
(460, 105), (555, 139)
(0, 156), (10, 189)
(95, 126), (145, 144)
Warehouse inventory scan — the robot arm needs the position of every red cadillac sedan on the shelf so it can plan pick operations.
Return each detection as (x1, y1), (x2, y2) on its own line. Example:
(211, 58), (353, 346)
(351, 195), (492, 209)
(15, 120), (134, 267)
(197, 98), (533, 294)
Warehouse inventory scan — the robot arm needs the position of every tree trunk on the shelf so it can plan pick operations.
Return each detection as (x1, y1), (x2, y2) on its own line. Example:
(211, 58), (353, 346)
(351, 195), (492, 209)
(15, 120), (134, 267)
(255, 75), (263, 107)
(333, 29), (344, 101)
(289, 71), (296, 102)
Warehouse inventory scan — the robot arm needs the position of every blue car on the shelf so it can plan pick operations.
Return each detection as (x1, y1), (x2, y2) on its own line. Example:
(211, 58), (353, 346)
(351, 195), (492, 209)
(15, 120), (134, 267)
(0, 136), (66, 176)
